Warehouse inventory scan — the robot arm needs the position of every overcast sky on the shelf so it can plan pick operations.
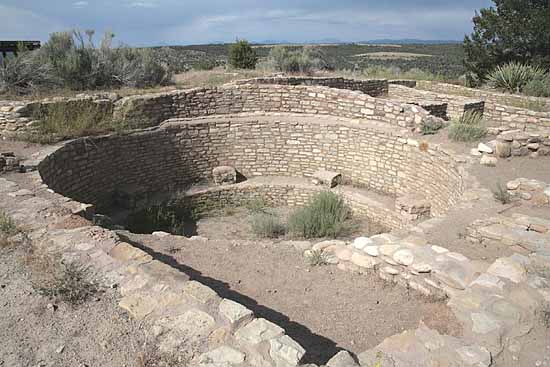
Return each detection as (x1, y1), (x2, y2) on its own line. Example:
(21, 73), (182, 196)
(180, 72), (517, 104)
(1, 0), (494, 46)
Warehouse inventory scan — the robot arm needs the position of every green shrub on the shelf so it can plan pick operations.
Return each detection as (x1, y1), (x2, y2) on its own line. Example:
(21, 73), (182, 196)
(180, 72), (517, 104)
(265, 46), (331, 74)
(0, 49), (58, 95)
(487, 62), (546, 93)
(305, 249), (329, 267)
(492, 182), (512, 204)
(29, 101), (116, 140)
(288, 192), (350, 239)
(250, 213), (286, 238)
(448, 111), (487, 142)
(228, 40), (257, 69)
(1, 30), (172, 95)
(0, 211), (17, 236)
(523, 75), (550, 97)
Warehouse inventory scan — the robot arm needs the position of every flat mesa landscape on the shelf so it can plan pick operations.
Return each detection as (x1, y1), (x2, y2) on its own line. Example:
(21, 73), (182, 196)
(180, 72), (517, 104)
(1, 59), (550, 367)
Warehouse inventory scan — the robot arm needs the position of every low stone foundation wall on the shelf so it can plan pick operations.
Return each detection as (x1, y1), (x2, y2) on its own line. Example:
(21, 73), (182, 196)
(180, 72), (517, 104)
(234, 77), (388, 97)
(162, 179), (404, 230)
(389, 80), (417, 88)
(388, 84), (485, 120)
(38, 114), (466, 217)
(417, 81), (550, 130)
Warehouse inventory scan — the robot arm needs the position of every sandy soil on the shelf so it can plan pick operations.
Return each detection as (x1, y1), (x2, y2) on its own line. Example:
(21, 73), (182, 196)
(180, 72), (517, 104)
(121, 230), (461, 365)
(0, 241), (152, 367)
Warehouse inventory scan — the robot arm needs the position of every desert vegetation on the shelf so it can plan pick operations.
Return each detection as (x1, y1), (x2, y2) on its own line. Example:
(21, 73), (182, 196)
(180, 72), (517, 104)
(463, 0), (550, 90)
(0, 30), (172, 96)
(448, 111), (487, 142)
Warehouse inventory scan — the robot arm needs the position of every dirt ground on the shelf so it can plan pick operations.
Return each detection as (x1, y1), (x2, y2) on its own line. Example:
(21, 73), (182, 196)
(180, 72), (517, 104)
(418, 130), (550, 261)
(2, 132), (550, 365)
(121, 230), (461, 365)
(0, 240), (153, 367)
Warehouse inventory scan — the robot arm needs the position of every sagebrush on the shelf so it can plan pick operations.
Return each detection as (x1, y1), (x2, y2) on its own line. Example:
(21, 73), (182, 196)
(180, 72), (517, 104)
(1, 30), (172, 95)
(288, 192), (350, 239)
(250, 213), (286, 238)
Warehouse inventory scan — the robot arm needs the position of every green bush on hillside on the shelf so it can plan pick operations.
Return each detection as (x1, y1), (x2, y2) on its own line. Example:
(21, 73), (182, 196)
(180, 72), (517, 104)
(0, 30), (172, 95)
(228, 40), (257, 69)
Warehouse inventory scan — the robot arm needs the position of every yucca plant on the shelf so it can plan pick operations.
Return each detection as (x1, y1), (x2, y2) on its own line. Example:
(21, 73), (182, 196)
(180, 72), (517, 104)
(488, 62), (546, 93)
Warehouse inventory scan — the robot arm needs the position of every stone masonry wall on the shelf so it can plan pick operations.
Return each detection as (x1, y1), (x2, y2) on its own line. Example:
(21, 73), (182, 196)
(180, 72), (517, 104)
(388, 84), (485, 121)
(169, 181), (403, 230)
(112, 84), (427, 129)
(1, 83), (429, 136)
(38, 114), (465, 217)
(417, 81), (550, 130)
(234, 77), (388, 97)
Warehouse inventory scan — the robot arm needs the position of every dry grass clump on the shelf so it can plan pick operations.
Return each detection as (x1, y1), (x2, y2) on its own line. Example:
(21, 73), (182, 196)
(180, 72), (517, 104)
(0, 210), (18, 236)
(136, 344), (182, 367)
(25, 248), (100, 306)
(305, 249), (330, 267)
(250, 213), (286, 238)
(448, 111), (487, 142)
(492, 182), (512, 204)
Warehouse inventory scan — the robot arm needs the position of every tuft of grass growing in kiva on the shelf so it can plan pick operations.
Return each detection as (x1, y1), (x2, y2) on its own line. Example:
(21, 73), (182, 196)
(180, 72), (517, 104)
(305, 249), (329, 267)
(288, 191), (350, 239)
(20, 101), (128, 143)
(492, 182), (512, 204)
(448, 111), (487, 142)
(250, 213), (286, 238)
(0, 210), (18, 236)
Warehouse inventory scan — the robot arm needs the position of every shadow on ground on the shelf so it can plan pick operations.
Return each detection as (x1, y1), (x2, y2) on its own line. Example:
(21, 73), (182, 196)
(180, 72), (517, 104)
(119, 234), (346, 365)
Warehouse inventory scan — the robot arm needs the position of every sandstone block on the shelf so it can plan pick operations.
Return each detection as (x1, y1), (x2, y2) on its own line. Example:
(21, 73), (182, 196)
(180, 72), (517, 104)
(212, 166), (237, 185)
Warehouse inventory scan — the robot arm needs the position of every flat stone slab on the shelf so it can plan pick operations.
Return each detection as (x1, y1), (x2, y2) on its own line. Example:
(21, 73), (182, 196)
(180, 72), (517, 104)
(235, 318), (284, 345)
(199, 346), (246, 365)
(269, 335), (306, 367)
(311, 169), (342, 188)
(219, 298), (254, 329)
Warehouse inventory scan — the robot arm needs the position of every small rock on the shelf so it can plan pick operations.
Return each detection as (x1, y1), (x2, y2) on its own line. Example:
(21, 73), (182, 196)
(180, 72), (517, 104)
(351, 253), (378, 269)
(199, 346), (245, 365)
(470, 148), (482, 157)
(382, 266), (399, 275)
(352, 237), (373, 250)
(152, 231), (170, 237)
(327, 350), (359, 367)
(478, 143), (493, 154)
(363, 246), (379, 257)
(392, 249), (414, 266)
(56, 345), (65, 354)
(411, 263), (432, 273)
(480, 155), (497, 167)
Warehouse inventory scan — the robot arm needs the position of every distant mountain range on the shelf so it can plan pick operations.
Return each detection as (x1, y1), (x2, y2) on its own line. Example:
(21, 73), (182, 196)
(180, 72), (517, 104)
(248, 38), (462, 45)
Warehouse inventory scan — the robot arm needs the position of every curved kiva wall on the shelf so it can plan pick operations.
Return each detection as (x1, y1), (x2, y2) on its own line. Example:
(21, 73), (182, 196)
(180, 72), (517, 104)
(112, 84), (428, 129)
(39, 114), (465, 217)
(233, 77), (388, 97)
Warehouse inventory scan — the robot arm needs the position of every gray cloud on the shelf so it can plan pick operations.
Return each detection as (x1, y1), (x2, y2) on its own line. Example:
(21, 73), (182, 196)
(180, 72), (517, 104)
(0, 0), (494, 45)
